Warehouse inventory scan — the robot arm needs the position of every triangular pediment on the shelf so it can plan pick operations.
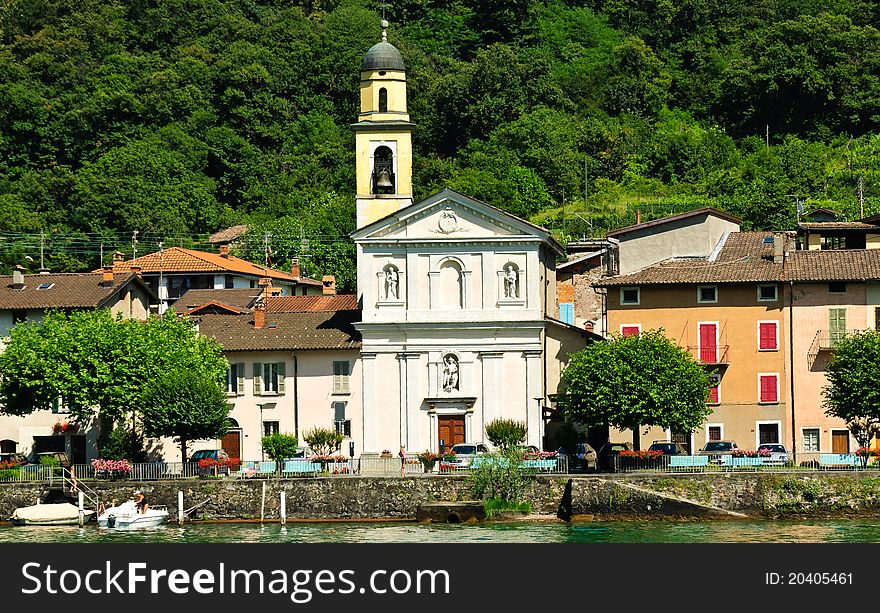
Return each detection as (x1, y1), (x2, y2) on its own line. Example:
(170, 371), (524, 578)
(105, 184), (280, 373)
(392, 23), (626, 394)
(351, 189), (562, 253)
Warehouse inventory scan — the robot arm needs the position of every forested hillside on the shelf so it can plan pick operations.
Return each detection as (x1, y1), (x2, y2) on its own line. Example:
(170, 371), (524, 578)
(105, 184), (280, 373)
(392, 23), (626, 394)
(1, 0), (879, 290)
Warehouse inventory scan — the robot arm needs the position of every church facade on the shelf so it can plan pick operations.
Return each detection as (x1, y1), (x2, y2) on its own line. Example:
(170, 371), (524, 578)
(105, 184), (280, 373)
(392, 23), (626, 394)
(351, 23), (593, 454)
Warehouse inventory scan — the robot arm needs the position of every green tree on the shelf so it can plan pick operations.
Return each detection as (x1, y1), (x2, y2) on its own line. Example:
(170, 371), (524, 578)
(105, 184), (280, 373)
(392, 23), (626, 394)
(141, 370), (230, 463)
(823, 331), (880, 451)
(303, 427), (344, 456)
(0, 309), (229, 448)
(484, 419), (528, 449)
(261, 433), (299, 474)
(557, 329), (712, 448)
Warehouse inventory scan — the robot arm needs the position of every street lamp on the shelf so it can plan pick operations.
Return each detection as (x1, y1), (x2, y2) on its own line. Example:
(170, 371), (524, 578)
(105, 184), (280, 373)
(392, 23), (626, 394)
(349, 441), (355, 475)
(257, 403), (265, 460)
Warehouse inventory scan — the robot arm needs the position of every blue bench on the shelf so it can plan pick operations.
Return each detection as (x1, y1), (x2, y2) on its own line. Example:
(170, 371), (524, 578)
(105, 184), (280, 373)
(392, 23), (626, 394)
(283, 460), (321, 475)
(520, 459), (558, 471)
(669, 456), (709, 472)
(722, 456), (762, 470)
(819, 454), (861, 469)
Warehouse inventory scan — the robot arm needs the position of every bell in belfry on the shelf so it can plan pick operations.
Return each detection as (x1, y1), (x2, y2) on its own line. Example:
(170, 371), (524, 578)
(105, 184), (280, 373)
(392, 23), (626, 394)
(376, 168), (393, 189)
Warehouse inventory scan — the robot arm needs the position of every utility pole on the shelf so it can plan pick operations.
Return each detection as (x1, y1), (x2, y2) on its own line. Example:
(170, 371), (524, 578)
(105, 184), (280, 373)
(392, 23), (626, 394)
(561, 189), (566, 239)
(99, 242), (104, 268)
(39, 230), (45, 270)
(132, 230), (139, 260)
(158, 241), (165, 314)
(585, 155), (591, 232)
(765, 124), (769, 152)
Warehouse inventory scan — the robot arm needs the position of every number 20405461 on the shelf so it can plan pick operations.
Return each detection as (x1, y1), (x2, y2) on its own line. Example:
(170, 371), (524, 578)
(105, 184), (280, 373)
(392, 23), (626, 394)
(766, 572), (853, 585)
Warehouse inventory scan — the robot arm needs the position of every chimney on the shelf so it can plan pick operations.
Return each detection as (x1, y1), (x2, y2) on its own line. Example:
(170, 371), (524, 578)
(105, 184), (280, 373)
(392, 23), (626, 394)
(11, 265), (25, 289)
(130, 265), (142, 277)
(101, 267), (115, 287)
(773, 234), (785, 263)
(219, 244), (230, 258)
(585, 321), (595, 332)
(253, 300), (265, 329)
(113, 251), (125, 264)
(636, 210), (641, 225)
(291, 257), (300, 277)
(322, 275), (337, 295)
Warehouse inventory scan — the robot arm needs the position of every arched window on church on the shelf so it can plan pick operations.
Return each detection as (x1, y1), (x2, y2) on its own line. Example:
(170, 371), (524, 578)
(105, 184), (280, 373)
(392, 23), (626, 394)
(378, 87), (388, 113)
(372, 145), (395, 194)
(439, 259), (463, 309)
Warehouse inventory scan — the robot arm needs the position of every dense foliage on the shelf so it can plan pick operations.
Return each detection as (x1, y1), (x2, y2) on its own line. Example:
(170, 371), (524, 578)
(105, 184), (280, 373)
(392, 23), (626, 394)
(0, 308), (229, 459)
(823, 331), (880, 448)
(484, 418), (528, 449)
(557, 329), (712, 440)
(302, 426), (343, 456)
(1, 0), (879, 289)
(261, 432), (299, 473)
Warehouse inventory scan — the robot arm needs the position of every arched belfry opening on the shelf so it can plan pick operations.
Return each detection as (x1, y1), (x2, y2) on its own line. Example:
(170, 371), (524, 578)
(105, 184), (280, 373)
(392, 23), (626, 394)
(378, 87), (388, 112)
(372, 145), (395, 194)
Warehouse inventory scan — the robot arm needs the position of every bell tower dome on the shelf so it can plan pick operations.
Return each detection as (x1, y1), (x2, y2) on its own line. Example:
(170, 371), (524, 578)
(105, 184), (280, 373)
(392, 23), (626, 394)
(353, 20), (415, 229)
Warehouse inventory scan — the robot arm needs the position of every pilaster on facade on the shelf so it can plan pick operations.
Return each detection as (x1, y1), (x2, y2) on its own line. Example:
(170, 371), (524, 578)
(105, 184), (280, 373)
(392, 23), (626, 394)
(361, 352), (378, 453)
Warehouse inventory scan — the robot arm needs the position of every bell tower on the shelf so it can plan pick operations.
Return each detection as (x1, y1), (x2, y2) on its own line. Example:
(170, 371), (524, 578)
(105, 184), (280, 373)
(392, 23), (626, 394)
(353, 20), (415, 229)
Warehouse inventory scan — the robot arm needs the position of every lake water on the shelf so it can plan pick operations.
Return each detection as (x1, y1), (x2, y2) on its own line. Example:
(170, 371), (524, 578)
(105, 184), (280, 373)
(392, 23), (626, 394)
(1, 519), (879, 543)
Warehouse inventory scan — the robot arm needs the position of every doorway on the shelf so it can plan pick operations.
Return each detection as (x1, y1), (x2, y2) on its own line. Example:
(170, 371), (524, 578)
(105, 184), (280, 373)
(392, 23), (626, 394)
(832, 430), (850, 453)
(437, 416), (465, 451)
(221, 430), (241, 459)
(70, 435), (86, 465)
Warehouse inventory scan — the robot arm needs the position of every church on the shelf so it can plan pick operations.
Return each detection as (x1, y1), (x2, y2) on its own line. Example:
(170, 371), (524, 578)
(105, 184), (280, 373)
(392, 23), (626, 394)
(350, 22), (594, 454)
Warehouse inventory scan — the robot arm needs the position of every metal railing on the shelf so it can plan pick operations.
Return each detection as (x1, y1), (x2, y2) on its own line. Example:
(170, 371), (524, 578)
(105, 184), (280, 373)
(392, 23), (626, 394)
(610, 453), (879, 473)
(686, 345), (730, 365)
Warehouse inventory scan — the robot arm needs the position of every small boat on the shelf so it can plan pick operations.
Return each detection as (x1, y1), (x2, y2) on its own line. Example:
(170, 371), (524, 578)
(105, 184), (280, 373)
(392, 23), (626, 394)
(10, 502), (95, 526)
(97, 500), (168, 529)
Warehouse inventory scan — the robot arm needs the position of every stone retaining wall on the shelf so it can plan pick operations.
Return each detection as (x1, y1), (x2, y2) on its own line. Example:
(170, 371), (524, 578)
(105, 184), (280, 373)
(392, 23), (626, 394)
(2, 472), (880, 521)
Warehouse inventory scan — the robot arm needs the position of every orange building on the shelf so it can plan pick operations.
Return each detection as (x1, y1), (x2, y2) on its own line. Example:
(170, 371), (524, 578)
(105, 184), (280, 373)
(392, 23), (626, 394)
(597, 232), (790, 452)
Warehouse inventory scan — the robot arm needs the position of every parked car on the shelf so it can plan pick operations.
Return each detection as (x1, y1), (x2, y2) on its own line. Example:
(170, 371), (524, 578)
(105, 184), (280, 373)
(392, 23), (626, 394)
(571, 443), (598, 472)
(697, 440), (738, 464)
(440, 443), (490, 470)
(758, 443), (788, 465)
(0, 452), (27, 466)
(35, 451), (70, 468)
(597, 442), (634, 471)
(647, 441), (689, 455)
(190, 449), (230, 462)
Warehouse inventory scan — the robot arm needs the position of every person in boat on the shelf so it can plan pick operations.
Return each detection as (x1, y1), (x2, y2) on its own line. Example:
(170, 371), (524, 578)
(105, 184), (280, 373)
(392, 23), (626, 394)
(133, 490), (148, 514)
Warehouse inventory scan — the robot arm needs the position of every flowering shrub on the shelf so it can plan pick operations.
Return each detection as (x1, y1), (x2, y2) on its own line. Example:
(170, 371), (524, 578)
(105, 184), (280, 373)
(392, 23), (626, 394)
(331, 466), (351, 475)
(0, 460), (20, 470)
(522, 451), (559, 461)
(52, 421), (76, 435)
(619, 449), (663, 460)
(91, 458), (132, 478)
(308, 454), (347, 464)
(854, 447), (880, 457)
(732, 449), (769, 458)
(381, 450), (392, 455)
(198, 457), (242, 469)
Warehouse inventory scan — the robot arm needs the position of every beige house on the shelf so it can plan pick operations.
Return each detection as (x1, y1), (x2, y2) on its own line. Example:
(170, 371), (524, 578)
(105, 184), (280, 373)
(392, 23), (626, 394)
(183, 294), (362, 461)
(0, 268), (155, 463)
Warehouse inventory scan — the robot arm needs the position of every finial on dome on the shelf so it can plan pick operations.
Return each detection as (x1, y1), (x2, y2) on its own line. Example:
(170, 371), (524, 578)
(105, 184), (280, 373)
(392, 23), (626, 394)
(381, 19), (388, 42)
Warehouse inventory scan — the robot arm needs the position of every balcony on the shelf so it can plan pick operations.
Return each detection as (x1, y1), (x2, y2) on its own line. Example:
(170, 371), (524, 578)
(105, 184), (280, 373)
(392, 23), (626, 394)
(808, 329), (866, 364)
(686, 345), (730, 366)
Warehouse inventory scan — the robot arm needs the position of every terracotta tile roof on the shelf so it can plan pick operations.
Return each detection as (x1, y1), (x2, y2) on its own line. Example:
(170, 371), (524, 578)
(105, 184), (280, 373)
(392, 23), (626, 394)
(266, 295), (359, 312)
(0, 273), (146, 309)
(798, 222), (879, 230)
(787, 250), (880, 282)
(596, 232), (783, 286)
(605, 208), (741, 238)
(107, 247), (322, 285)
(208, 225), (250, 244)
(196, 310), (362, 351)
(174, 288), (261, 311)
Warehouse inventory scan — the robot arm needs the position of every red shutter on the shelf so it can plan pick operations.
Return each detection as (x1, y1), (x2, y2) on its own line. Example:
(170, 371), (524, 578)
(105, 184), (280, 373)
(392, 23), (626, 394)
(699, 323), (717, 362)
(760, 375), (778, 403)
(759, 322), (777, 350)
(621, 326), (640, 337)
(708, 382), (719, 404)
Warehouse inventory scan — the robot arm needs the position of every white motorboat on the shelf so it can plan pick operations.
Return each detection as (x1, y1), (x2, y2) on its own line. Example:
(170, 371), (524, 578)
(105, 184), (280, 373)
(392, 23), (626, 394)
(97, 500), (169, 529)
(10, 502), (95, 526)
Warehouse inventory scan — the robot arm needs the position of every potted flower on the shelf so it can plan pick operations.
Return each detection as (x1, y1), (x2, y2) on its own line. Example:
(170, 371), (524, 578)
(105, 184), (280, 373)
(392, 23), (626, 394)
(380, 449), (393, 459)
(417, 451), (440, 472)
(854, 447), (879, 468)
(52, 421), (76, 435)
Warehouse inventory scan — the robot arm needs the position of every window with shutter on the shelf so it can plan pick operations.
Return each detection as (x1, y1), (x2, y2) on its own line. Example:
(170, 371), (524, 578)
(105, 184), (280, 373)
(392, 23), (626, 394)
(253, 362), (262, 395)
(559, 302), (574, 325)
(333, 401), (351, 437)
(333, 361), (351, 394)
(262, 363), (279, 393)
(707, 374), (721, 404)
(759, 374), (779, 403)
(802, 428), (820, 452)
(829, 308), (847, 346)
(277, 362), (286, 395)
(236, 363), (245, 395)
(758, 322), (778, 351)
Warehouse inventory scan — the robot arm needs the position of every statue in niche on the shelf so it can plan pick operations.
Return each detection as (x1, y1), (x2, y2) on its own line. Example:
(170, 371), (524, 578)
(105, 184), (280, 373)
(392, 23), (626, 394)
(442, 354), (459, 392)
(384, 266), (399, 300)
(504, 265), (518, 298)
